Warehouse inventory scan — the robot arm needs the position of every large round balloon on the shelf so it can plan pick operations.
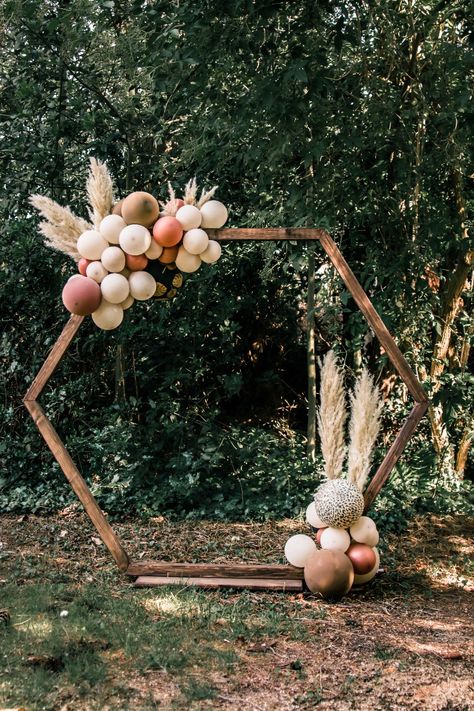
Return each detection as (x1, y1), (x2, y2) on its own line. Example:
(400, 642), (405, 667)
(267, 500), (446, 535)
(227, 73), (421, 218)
(77, 230), (108, 261)
(62, 276), (101, 315)
(346, 542), (376, 575)
(304, 549), (354, 599)
(119, 224), (151, 256)
(121, 191), (159, 226)
(284, 534), (317, 568)
(199, 200), (228, 229)
(349, 516), (379, 547)
(319, 527), (351, 553)
(92, 300), (124, 330)
(353, 548), (380, 585)
(176, 204), (202, 231)
(146, 261), (183, 300)
(128, 271), (156, 301)
(200, 239), (222, 264)
(99, 214), (126, 244)
(152, 216), (183, 247)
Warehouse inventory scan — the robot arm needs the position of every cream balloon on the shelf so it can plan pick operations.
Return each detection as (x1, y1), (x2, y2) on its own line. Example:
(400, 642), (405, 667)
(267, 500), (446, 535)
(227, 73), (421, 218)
(77, 230), (108, 260)
(86, 261), (108, 284)
(305, 502), (326, 529)
(120, 294), (134, 310)
(175, 246), (201, 273)
(176, 204), (202, 230)
(349, 516), (379, 547)
(92, 301), (124, 330)
(200, 239), (222, 264)
(145, 240), (164, 260)
(320, 527), (351, 553)
(100, 273), (130, 304)
(119, 224), (151, 256)
(99, 214), (127, 244)
(284, 534), (317, 568)
(183, 228), (209, 255)
(128, 271), (156, 300)
(353, 547), (380, 585)
(199, 200), (228, 229)
(101, 246), (126, 273)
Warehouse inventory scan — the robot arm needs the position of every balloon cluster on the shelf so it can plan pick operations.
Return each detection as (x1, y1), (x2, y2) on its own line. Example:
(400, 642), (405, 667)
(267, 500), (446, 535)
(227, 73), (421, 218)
(61, 187), (228, 330)
(284, 500), (381, 600)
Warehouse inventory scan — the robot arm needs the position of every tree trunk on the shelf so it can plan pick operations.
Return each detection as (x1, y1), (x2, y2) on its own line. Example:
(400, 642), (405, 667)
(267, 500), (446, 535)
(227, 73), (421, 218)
(307, 244), (317, 463)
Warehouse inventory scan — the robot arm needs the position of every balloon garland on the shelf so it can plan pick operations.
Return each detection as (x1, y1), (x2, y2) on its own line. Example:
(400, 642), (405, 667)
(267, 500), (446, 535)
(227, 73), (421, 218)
(284, 351), (384, 599)
(30, 162), (227, 331)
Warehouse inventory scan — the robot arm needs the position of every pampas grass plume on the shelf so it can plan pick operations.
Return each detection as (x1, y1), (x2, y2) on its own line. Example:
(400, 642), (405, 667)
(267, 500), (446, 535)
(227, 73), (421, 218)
(86, 157), (113, 227)
(317, 350), (347, 480)
(348, 368), (383, 490)
(29, 194), (90, 262)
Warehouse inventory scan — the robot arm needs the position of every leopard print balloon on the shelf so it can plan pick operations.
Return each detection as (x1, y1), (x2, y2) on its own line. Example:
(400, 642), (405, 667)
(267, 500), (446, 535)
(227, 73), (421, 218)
(314, 479), (364, 528)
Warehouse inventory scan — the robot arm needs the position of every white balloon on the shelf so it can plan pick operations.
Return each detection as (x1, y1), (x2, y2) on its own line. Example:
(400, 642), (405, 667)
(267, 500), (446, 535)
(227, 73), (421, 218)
(199, 200), (228, 229)
(305, 502), (326, 529)
(99, 214), (127, 244)
(320, 527), (351, 552)
(176, 204), (202, 231)
(350, 516), (379, 547)
(92, 300), (124, 330)
(101, 246), (126, 273)
(128, 271), (156, 300)
(175, 246), (201, 273)
(120, 294), (135, 310)
(284, 534), (317, 568)
(100, 273), (130, 304)
(353, 547), (380, 585)
(200, 239), (222, 264)
(145, 240), (164, 260)
(77, 230), (108, 260)
(119, 224), (151, 256)
(86, 261), (108, 284)
(183, 228), (209, 255)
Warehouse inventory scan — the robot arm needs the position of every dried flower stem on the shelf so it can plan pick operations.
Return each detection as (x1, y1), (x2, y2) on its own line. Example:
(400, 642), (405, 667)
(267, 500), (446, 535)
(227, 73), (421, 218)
(348, 369), (383, 491)
(317, 350), (347, 479)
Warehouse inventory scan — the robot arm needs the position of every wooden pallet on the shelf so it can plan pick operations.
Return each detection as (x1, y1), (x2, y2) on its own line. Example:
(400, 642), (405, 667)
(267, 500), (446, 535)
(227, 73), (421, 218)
(23, 228), (428, 589)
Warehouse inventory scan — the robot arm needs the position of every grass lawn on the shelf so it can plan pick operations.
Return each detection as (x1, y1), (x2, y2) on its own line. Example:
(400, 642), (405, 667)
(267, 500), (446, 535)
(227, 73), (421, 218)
(0, 513), (473, 710)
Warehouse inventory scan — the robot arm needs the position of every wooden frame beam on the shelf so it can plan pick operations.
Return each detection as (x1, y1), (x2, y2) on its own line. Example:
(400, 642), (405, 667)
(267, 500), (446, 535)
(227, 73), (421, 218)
(23, 228), (427, 588)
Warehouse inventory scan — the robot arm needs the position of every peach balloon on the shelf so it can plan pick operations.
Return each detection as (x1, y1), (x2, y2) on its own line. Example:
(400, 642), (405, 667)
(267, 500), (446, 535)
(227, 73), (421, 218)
(346, 542), (376, 575)
(78, 258), (91, 276)
(62, 276), (101, 316)
(126, 253), (148, 271)
(158, 245), (179, 264)
(153, 216), (183, 247)
(304, 549), (354, 599)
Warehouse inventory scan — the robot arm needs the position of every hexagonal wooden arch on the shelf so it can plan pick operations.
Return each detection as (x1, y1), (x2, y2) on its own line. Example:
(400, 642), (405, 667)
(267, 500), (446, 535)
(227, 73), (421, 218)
(24, 229), (428, 591)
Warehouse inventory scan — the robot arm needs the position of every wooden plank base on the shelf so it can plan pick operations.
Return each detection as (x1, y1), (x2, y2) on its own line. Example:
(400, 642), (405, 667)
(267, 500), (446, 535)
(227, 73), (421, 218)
(134, 575), (304, 591)
(126, 561), (304, 579)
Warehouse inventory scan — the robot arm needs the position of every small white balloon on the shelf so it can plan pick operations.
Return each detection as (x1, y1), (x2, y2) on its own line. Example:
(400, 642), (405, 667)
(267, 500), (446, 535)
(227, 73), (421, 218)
(350, 516), (379, 547)
(99, 214), (127, 244)
(320, 527), (351, 552)
(92, 300), (124, 330)
(77, 230), (108, 260)
(119, 224), (151, 256)
(183, 228), (209, 255)
(175, 246), (201, 273)
(305, 502), (326, 529)
(145, 240), (164, 260)
(199, 200), (228, 229)
(176, 204), (202, 231)
(128, 270), (156, 300)
(353, 547), (380, 585)
(86, 261), (108, 284)
(101, 246), (126, 273)
(200, 239), (222, 264)
(284, 534), (317, 568)
(100, 273), (130, 304)
(120, 293), (135, 310)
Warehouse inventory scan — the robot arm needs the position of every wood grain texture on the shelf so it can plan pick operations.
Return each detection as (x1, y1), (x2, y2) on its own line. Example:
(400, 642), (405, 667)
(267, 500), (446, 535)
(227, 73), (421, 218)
(24, 399), (129, 571)
(24, 315), (84, 402)
(363, 400), (429, 511)
(134, 575), (304, 591)
(318, 231), (428, 404)
(126, 561), (305, 579)
(208, 228), (324, 241)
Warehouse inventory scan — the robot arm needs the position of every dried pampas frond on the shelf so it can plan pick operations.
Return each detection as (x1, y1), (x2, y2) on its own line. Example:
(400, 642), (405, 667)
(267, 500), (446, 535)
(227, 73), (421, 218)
(183, 177), (198, 205)
(348, 368), (383, 491)
(86, 157), (114, 227)
(317, 350), (347, 480)
(160, 182), (179, 216)
(197, 185), (218, 208)
(30, 194), (90, 262)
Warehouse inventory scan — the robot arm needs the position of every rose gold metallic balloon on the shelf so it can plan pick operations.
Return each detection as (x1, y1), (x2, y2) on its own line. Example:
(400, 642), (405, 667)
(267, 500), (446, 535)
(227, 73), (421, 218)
(304, 549), (354, 600)
(315, 528), (327, 545)
(345, 542), (376, 575)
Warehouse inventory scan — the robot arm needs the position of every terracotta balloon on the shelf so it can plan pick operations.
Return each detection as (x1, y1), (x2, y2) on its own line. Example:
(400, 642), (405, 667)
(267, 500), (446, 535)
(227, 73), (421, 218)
(315, 528), (327, 545)
(126, 253), (148, 271)
(346, 542), (376, 575)
(153, 216), (183, 247)
(78, 258), (91, 276)
(158, 245), (179, 264)
(62, 276), (101, 315)
(304, 549), (354, 600)
(121, 191), (159, 226)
